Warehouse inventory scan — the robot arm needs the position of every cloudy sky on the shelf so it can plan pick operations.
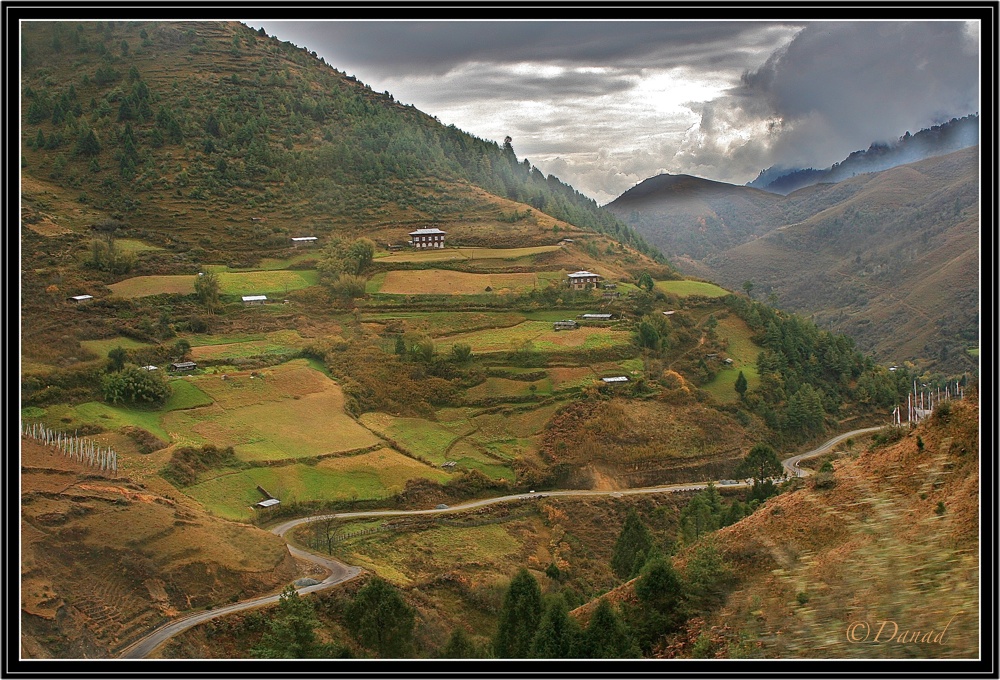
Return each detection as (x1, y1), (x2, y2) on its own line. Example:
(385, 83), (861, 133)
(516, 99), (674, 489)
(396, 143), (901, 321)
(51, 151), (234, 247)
(245, 19), (980, 205)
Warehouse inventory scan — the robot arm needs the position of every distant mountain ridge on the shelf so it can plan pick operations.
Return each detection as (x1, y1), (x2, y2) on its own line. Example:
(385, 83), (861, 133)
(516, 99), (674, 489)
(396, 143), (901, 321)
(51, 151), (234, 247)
(748, 114), (979, 195)
(607, 148), (979, 373)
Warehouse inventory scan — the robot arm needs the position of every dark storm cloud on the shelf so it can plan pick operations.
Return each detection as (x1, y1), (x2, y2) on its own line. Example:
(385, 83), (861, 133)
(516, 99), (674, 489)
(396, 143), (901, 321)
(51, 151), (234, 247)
(247, 19), (979, 202)
(679, 20), (981, 178)
(417, 63), (637, 105)
(252, 20), (797, 76)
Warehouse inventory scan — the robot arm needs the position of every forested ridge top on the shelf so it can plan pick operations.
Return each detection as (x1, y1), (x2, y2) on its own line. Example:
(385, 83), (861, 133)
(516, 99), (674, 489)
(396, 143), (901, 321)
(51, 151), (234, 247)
(21, 20), (661, 263)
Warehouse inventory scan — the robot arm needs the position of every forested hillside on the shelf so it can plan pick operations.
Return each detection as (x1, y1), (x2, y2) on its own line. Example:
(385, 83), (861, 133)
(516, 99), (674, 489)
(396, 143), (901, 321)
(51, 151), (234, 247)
(20, 20), (658, 263)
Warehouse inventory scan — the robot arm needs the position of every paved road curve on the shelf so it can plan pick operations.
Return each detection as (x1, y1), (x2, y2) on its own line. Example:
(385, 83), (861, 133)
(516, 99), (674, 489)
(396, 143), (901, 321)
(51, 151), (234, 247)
(120, 425), (884, 658)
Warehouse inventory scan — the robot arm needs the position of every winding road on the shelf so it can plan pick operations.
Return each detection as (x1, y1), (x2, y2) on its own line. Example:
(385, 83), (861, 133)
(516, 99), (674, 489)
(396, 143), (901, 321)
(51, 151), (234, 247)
(119, 425), (884, 659)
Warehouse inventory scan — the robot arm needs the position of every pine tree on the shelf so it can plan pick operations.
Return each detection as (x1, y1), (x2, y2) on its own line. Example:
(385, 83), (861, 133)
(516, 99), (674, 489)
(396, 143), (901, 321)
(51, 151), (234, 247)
(530, 596), (581, 658)
(344, 576), (415, 658)
(683, 539), (734, 614)
(493, 568), (542, 658)
(441, 627), (481, 658)
(251, 585), (321, 658)
(75, 128), (100, 156)
(734, 370), (748, 398)
(580, 600), (638, 658)
(632, 557), (685, 653)
(735, 442), (782, 486)
(610, 509), (654, 580)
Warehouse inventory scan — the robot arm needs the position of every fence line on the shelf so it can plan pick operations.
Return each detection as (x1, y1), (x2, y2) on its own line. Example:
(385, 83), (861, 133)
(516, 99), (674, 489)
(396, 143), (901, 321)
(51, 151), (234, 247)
(21, 422), (118, 476)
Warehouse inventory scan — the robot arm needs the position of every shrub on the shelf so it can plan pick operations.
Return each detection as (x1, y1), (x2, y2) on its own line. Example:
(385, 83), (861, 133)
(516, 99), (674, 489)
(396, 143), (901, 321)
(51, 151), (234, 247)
(120, 425), (168, 454)
(162, 444), (241, 487)
(100, 364), (170, 405)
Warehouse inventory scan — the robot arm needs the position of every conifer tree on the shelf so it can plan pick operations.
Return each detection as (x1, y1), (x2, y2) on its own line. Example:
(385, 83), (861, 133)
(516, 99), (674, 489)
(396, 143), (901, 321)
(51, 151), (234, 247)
(734, 370), (748, 398)
(345, 576), (415, 658)
(610, 509), (654, 580)
(632, 557), (685, 653)
(251, 585), (321, 658)
(493, 568), (542, 658)
(580, 600), (638, 658)
(530, 596), (581, 658)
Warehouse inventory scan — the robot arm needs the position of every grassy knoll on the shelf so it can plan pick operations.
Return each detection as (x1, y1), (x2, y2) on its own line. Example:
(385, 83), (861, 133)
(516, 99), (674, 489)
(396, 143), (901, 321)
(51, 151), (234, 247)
(184, 448), (451, 520)
(162, 379), (214, 411)
(373, 270), (544, 295)
(437, 321), (631, 354)
(701, 315), (762, 403)
(376, 245), (562, 264)
(107, 270), (317, 298)
(655, 279), (731, 298)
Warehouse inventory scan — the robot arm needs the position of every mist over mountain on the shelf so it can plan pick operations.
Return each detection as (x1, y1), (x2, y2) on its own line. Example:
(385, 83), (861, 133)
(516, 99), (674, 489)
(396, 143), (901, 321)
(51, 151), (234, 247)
(608, 148), (980, 373)
(748, 114), (979, 195)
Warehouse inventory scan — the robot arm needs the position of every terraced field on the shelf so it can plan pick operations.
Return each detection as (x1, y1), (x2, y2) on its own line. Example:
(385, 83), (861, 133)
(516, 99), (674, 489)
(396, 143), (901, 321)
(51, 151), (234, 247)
(701, 315), (762, 403)
(188, 330), (308, 361)
(437, 321), (631, 353)
(655, 279), (731, 298)
(376, 245), (562, 263)
(107, 270), (318, 298)
(372, 270), (545, 295)
(184, 448), (451, 520)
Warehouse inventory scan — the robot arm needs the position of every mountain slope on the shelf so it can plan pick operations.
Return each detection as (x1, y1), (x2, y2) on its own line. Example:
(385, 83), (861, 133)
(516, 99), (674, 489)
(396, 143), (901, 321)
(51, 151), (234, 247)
(605, 174), (787, 261)
(19, 20), (660, 265)
(570, 392), (979, 659)
(608, 148), (980, 373)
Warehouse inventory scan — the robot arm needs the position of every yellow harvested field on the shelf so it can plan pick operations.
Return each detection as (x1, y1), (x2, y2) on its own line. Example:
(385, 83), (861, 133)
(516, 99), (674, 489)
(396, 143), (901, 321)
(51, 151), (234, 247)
(376, 270), (539, 295)
(159, 361), (380, 462)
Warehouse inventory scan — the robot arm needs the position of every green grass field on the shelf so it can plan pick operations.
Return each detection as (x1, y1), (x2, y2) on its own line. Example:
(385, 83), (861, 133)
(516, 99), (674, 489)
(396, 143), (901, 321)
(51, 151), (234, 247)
(655, 280), (731, 298)
(359, 413), (472, 465)
(162, 379), (214, 411)
(155, 360), (380, 461)
(184, 448), (452, 520)
(63, 401), (173, 442)
(701, 315), (762, 403)
(437, 321), (631, 354)
(372, 270), (544, 295)
(107, 270), (318, 298)
(115, 239), (163, 253)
